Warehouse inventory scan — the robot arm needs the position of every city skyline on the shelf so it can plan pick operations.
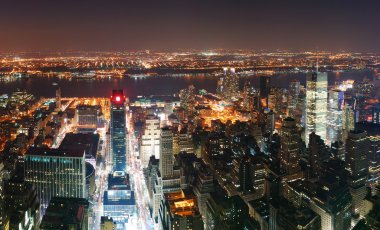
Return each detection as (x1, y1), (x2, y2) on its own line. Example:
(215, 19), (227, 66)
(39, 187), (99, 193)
(1, 1), (380, 230)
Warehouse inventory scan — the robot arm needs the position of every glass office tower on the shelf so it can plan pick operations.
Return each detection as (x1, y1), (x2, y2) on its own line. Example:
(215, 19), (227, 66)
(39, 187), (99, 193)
(327, 89), (345, 145)
(305, 72), (328, 145)
(110, 90), (127, 173)
(24, 147), (86, 213)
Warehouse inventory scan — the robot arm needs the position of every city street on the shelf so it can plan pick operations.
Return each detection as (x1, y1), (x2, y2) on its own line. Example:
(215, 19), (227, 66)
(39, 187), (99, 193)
(127, 112), (155, 230)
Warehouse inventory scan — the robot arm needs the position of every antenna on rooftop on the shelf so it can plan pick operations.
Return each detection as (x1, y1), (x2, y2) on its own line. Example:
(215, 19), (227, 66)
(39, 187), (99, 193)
(316, 58), (319, 73)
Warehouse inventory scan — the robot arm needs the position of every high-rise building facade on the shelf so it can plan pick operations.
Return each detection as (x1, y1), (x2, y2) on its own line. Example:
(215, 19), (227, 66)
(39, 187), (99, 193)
(280, 117), (301, 175)
(260, 76), (271, 108)
(288, 80), (300, 116)
(110, 90), (127, 173)
(368, 136), (380, 192)
(140, 116), (160, 168)
(179, 85), (196, 115)
(3, 178), (40, 230)
(327, 89), (344, 145)
(305, 72), (328, 145)
(220, 68), (239, 101)
(151, 127), (181, 222)
(372, 103), (380, 124)
(345, 130), (369, 216)
(342, 104), (355, 140)
(24, 147), (86, 213)
(241, 81), (255, 112)
(55, 86), (61, 111)
(160, 127), (174, 178)
(308, 132), (330, 178)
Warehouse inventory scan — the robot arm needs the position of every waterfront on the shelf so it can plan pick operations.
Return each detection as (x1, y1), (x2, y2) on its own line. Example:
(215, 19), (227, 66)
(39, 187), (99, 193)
(0, 70), (377, 98)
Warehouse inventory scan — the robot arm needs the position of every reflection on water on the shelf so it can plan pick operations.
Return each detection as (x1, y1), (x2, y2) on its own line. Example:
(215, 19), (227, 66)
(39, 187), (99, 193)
(0, 70), (375, 99)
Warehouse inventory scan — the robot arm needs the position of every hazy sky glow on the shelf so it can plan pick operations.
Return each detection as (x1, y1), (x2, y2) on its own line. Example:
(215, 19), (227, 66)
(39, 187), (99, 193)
(1, 0), (380, 52)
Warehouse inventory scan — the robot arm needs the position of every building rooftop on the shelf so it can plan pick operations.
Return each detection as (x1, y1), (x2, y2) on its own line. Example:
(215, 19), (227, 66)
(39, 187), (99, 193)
(59, 132), (99, 158)
(287, 179), (352, 214)
(164, 189), (199, 217)
(108, 172), (131, 190)
(26, 147), (85, 158)
(355, 121), (380, 136)
(103, 190), (136, 206)
(40, 197), (89, 230)
(100, 216), (116, 224)
(272, 198), (320, 228)
(249, 198), (270, 222)
(76, 104), (100, 110)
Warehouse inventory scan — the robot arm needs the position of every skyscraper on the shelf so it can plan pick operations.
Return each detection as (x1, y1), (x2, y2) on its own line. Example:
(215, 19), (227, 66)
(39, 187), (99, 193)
(160, 127), (174, 178)
(179, 85), (196, 115)
(280, 117), (301, 175)
(242, 81), (255, 112)
(55, 86), (61, 111)
(151, 127), (181, 222)
(3, 178), (40, 230)
(260, 76), (271, 108)
(24, 147), (86, 213)
(308, 132), (330, 178)
(327, 89), (344, 145)
(140, 115), (161, 168)
(345, 130), (369, 216)
(342, 104), (355, 140)
(368, 136), (380, 193)
(220, 68), (239, 101)
(372, 103), (380, 124)
(288, 80), (300, 116)
(305, 72), (328, 145)
(110, 90), (127, 173)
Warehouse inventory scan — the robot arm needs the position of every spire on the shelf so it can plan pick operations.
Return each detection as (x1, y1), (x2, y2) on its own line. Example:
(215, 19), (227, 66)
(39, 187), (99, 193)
(316, 58), (319, 73)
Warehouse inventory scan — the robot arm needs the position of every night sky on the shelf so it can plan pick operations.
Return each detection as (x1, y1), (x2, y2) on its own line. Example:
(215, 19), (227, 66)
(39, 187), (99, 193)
(1, 0), (380, 52)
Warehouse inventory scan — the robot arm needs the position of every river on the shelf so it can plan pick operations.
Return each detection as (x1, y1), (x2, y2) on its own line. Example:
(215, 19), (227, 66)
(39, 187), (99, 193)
(0, 70), (376, 98)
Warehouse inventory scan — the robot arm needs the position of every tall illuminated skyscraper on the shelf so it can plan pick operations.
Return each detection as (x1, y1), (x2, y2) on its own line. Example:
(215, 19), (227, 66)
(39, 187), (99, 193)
(220, 68), (239, 100)
(110, 90), (127, 173)
(140, 115), (160, 168)
(305, 72), (328, 145)
(327, 89), (344, 145)
(342, 104), (355, 141)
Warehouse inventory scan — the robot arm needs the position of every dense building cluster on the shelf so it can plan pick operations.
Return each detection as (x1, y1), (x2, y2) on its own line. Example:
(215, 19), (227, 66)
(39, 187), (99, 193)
(0, 64), (379, 230)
